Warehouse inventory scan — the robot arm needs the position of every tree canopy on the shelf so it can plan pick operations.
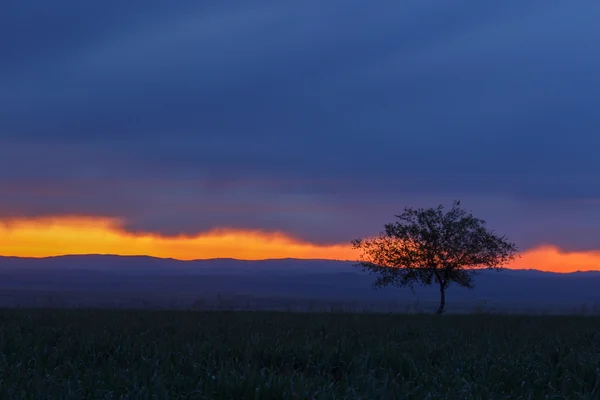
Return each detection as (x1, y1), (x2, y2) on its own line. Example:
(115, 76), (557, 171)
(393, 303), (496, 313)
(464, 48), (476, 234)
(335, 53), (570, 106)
(352, 201), (518, 314)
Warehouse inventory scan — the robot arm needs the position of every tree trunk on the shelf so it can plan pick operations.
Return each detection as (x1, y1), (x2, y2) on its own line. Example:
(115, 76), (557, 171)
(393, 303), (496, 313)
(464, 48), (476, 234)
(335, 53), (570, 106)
(436, 284), (446, 315)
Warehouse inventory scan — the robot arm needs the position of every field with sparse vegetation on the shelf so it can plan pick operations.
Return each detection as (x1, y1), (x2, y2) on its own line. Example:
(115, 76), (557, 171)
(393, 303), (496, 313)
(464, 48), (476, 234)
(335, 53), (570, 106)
(0, 309), (599, 399)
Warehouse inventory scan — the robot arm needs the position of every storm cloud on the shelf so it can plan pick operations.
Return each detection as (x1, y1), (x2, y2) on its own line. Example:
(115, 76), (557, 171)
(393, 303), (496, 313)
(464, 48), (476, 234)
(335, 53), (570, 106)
(1, 0), (600, 251)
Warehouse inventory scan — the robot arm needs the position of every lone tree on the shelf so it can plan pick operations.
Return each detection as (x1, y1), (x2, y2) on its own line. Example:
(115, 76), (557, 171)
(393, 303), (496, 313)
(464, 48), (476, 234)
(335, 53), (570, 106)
(352, 201), (518, 314)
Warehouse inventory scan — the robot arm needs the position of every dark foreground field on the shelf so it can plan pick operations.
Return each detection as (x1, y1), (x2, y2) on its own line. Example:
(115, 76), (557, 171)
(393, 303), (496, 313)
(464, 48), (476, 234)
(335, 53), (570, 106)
(0, 310), (599, 399)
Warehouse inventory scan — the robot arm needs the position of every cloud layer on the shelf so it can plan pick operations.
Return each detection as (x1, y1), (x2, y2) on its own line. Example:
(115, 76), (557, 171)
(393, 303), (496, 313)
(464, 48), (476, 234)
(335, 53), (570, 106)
(1, 1), (600, 254)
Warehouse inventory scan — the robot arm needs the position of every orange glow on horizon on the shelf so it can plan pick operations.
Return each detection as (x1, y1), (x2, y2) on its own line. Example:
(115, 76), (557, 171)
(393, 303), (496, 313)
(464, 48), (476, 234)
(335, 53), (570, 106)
(0, 216), (355, 261)
(0, 216), (598, 273)
(508, 245), (600, 273)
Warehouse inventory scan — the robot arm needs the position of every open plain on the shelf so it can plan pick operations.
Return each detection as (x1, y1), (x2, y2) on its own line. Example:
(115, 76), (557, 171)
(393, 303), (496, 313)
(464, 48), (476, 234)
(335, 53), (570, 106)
(1, 309), (599, 399)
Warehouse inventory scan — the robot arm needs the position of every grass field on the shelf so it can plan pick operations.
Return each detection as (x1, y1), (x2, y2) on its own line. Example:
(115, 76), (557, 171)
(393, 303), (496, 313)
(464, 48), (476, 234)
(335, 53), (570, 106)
(0, 309), (599, 399)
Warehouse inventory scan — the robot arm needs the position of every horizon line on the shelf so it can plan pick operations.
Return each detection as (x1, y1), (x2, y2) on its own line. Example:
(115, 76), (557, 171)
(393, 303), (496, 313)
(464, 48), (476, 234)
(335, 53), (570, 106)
(1, 253), (599, 274)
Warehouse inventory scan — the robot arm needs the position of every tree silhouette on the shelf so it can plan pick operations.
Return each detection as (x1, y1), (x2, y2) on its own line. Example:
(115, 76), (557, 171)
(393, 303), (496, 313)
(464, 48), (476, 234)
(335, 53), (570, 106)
(352, 201), (518, 314)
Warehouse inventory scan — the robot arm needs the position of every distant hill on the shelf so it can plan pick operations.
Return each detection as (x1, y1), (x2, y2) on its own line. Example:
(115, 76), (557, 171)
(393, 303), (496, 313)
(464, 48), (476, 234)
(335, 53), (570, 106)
(0, 254), (599, 313)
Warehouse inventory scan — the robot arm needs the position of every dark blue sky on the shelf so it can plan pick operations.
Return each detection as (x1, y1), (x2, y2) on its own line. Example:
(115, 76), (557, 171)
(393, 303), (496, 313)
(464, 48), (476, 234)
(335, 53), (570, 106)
(1, 0), (599, 252)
